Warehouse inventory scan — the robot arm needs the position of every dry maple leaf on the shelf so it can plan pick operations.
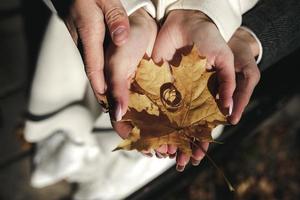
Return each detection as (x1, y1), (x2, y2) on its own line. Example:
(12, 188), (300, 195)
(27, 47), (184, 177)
(113, 47), (228, 155)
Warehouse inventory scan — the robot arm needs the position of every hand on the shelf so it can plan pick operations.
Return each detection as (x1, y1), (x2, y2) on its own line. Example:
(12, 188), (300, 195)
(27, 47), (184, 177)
(105, 9), (157, 138)
(52, 0), (130, 102)
(151, 10), (236, 171)
(228, 27), (261, 124)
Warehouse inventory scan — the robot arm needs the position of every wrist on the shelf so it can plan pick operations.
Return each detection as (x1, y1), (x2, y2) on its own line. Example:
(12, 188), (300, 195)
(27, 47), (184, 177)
(131, 8), (156, 27)
(167, 10), (217, 31)
(234, 27), (260, 58)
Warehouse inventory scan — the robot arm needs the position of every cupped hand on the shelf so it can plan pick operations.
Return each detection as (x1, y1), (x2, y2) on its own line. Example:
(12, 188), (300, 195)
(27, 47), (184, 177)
(53, 0), (130, 102)
(228, 27), (261, 125)
(151, 10), (236, 171)
(105, 9), (157, 138)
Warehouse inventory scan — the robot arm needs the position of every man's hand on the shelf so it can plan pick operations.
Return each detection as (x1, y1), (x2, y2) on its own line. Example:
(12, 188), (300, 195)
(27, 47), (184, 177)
(105, 9), (157, 138)
(151, 10), (236, 171)
(228, 27), (261, 125)
(53, 0), (130, 102)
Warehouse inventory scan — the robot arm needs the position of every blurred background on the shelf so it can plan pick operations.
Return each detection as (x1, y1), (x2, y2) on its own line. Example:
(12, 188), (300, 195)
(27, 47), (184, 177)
(0, 0), (300, 200)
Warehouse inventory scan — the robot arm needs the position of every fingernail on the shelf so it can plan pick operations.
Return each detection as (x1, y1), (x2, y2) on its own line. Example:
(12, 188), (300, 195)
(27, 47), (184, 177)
(155, 152), (163, 159)
(227, 100), (233, 116)
(162, 153), (168, 158)
(115, 103), (123, 121)
(112, 26), (127, 42)
(176, 164), (185, 172)
(142, 152), (153, 158)
(231, 117), (239, 125)
(169, 153), (176, 159)
(191, 158), (201, 166)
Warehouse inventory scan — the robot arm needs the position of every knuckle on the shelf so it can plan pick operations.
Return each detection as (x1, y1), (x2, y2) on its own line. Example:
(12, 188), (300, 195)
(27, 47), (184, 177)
(216, 47), (234, 67)
(254, 67), (261, 84)
(243, 66), (261, 85)
(77, 21), (104, 39)
(105, 7), (127, 25)
(85, 68), (102, 80)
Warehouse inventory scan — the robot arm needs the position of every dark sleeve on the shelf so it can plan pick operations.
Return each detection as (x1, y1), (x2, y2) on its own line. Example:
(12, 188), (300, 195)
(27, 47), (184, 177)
(242, 0), (300, 71)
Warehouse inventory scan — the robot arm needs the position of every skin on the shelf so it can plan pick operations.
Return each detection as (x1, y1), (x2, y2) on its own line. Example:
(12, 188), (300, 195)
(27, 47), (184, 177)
(152, 13), (260, 171)
(151, 10), (236, 171)
(56, 1), (167, 155)
(57, 1), (260, 171)
(105, 9), (157, 138)
(228, 27), (261, 125)
(58, 0), (130, 105)
(152, 10), (236, 110)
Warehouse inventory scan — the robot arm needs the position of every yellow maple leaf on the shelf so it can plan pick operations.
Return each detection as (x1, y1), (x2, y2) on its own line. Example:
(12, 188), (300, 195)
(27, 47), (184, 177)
(114, 47), (227, 155)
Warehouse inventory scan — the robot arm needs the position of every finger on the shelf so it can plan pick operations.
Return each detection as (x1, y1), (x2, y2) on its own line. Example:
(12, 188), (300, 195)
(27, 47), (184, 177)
(155, 151), (166, 159)
(191, 142), (209, 166)
(141, 150), (153, 157)
(215, 49), (236, 112)
(74, 1), (106, 101)
(106, 10), (156, 121)
(151, 10), (190, 64)
(155, 144), (168, 158)
(156, 144), (168, 154)
(167, 144), (177, 155)
(168, 145), (177, 159)
(99, 0), (130, 45)
(229, 62), (260, 124)
(152, 24), (177, 63)
(111, 120), (133, 139)
(176, 151), (190, 172)
(106, 53), (130, 122)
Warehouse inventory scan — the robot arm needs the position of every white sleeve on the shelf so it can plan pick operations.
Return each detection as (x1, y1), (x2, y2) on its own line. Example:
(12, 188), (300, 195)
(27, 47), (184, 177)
(165, 0), (259, 42)
(43, 0), (156, 17)
(120, 0), (156, 17)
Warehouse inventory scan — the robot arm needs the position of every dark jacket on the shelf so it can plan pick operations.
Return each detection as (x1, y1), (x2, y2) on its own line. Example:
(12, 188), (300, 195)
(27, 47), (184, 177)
(243, 0), (300, 71)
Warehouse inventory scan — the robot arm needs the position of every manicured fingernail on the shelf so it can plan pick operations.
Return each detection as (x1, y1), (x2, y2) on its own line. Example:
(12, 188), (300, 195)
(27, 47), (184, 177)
(155, 152), (163, 159)
(227, 100), (233, 116)
(143, 152), (153, 158)
(112, 26), (127, 42)
(115, 103), (123, 121)
(229, 101), (233, 116)
(191, 158), (201, 166)
(176, 164), (185, 172)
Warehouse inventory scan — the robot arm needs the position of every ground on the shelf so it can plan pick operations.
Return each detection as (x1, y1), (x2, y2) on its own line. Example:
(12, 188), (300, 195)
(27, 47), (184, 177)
(166, 96), (300, 200)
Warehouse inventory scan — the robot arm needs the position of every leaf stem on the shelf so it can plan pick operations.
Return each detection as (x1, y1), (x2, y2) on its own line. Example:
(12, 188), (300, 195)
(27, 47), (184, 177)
(190, 139), (235, 191)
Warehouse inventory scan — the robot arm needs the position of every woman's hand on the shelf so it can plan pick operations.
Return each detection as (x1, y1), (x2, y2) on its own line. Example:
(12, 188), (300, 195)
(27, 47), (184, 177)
(151, 10), (236, 171)
(105, 8), (157, 138)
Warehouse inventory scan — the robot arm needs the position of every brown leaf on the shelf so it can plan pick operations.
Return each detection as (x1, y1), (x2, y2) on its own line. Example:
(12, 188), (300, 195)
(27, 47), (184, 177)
(114, 47), (227, 155)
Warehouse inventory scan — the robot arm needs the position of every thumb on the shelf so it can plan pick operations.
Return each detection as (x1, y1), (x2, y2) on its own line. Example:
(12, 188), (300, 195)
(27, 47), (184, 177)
(100, 0), (130, 46)
(105, 42), (132, 122)
(106, 49), (129, 122)
(152, 13), (188, 64)
(152, 23), (177, 64)
(106, 9), (156, 122)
